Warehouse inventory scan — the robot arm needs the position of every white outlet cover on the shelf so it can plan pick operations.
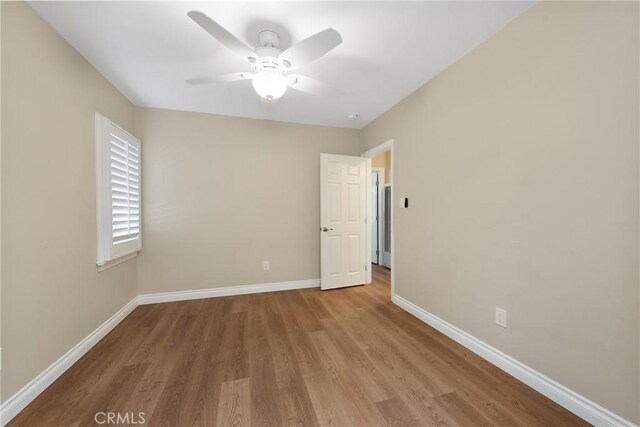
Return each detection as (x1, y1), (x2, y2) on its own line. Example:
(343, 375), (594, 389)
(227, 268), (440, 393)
(495, 307), (507, 328)
(263, 261), (270, 271)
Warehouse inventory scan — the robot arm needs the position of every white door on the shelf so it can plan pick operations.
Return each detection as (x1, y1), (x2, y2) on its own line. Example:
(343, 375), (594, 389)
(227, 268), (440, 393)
(320, 153), (370, 290)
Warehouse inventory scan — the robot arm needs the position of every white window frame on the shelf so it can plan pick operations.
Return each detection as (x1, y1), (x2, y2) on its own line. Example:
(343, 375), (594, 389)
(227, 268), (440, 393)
(95, 113), (142, 269)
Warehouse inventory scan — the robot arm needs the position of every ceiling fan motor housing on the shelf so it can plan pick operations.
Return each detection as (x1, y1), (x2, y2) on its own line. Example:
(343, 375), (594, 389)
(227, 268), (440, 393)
(254, 30), (291, 73)
(254, 46), (285, 73)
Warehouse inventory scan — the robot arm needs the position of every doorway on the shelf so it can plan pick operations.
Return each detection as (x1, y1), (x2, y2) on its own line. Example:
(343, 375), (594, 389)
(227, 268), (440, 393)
(371, 169), (383, 265)
(381, 183), (392, 268)
(363, 140), (394, 296)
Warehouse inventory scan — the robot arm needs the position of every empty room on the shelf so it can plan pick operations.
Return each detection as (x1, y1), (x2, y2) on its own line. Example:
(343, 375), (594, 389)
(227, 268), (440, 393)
(1, 1), (638, 426)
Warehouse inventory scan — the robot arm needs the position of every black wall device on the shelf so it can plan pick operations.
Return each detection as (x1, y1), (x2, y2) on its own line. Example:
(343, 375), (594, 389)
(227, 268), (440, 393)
(404, 198), (409, 208)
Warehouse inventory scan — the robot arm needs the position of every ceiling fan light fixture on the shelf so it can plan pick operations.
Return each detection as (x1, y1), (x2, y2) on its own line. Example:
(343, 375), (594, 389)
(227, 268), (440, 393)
(252, 70), (287, 100)
(186, 12), (344, 101)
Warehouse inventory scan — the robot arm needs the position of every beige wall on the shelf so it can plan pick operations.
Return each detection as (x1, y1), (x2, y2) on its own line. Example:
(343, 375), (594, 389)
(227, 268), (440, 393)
(1, 2), (138, 401)
(362, 1), (639, 422)
(135, 107), (361, 294)
(1, 0), (638, 423)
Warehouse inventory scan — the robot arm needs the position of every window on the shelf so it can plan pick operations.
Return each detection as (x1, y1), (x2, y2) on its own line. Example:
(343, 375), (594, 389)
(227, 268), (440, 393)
(96, 113), (141, 267)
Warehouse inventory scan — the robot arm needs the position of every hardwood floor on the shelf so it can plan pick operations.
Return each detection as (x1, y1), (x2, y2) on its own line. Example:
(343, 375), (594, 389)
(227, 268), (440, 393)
(10, 265), (588, 426)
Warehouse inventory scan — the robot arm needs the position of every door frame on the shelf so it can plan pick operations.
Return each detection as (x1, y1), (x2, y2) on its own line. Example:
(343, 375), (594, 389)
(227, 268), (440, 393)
(362, 139), (394, 297)
(380, 182), (392, 269)
(371, 168), (384, 265)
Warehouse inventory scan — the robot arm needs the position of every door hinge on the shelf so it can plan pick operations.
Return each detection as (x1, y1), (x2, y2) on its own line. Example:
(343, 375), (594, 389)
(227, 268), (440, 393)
(365, 265), (368, 271)
(376, 250), (380, 255)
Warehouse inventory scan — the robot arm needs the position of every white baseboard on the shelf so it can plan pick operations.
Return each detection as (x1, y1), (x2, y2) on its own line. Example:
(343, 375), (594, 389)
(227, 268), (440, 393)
(138, 278), (320, 305)
(392, 294), (635, 427)
(0, 296), (139, 426)
(3, 283), (632, 427)
(1, 277), (321, 425)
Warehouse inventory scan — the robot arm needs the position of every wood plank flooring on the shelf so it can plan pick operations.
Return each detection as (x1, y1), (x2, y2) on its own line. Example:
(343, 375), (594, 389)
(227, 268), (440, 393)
(9, 266), (588, 426)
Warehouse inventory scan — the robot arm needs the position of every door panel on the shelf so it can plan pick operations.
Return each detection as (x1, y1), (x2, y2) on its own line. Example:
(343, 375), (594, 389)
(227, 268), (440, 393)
(348, 234), (361, 273)
(327, 183), (341, 222)
(321, 153), (369, 290)
(347, 184), (360, 221)
(327, 236), (341, 276)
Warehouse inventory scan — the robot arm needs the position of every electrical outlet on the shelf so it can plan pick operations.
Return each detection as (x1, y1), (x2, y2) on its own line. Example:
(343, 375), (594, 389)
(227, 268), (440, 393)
(263, 261), (270, 271)
(495, 307), (507, 328)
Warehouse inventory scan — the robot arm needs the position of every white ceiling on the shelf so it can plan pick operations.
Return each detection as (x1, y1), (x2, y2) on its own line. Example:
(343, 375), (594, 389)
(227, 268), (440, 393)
(29, 1), (534, 129)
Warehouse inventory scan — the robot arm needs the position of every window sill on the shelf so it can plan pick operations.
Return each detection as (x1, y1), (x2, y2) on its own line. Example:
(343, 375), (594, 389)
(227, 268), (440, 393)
(97, 251), (139, 272)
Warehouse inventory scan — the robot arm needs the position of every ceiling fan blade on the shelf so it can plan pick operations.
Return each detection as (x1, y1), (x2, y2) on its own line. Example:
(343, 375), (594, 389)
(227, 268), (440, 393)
(287, 74), (343, 98)
(186, 72), (252, 85)
(187, 11), (259, 64)
(278, 29), (342, 70)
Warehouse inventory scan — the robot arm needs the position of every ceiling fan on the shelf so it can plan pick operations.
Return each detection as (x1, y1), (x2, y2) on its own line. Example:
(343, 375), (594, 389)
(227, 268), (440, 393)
(186, 11), (343, 101)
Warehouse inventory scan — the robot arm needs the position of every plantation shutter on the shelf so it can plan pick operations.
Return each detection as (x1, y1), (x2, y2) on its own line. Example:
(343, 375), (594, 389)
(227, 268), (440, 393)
(96, 113), (142, 267)
(110, 133), (140, 243)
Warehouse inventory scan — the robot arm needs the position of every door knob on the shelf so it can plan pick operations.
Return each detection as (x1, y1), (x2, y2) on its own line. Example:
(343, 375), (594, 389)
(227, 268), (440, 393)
(322, 227), (334, 232)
